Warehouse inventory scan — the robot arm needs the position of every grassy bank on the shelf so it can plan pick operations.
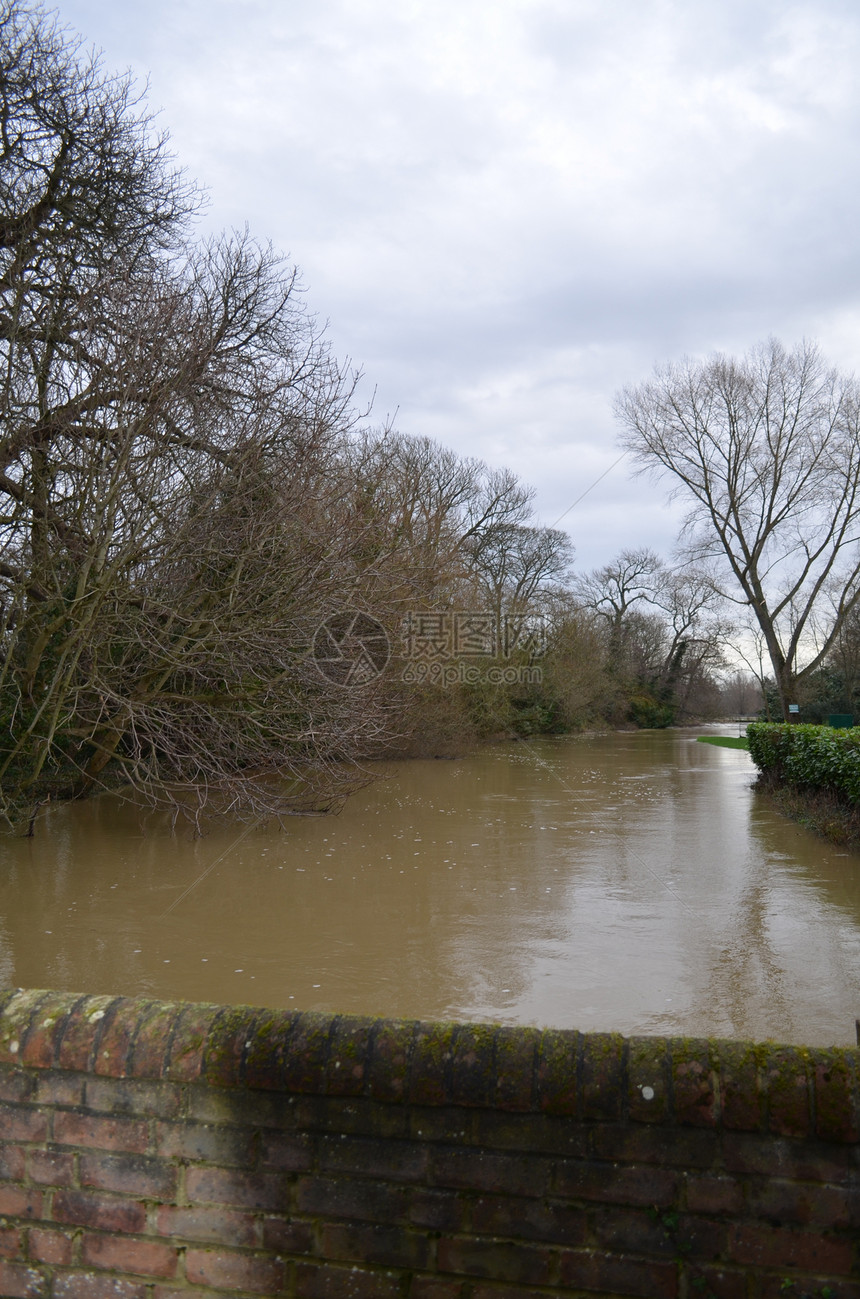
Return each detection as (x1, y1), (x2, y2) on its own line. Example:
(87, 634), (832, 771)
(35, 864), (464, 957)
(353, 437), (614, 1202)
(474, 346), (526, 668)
(697, 735), (749, 750)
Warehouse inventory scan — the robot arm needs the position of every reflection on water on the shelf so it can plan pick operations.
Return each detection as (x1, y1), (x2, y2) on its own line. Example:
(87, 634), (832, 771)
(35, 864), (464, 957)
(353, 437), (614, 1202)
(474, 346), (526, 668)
(1, 727), (859, 1045)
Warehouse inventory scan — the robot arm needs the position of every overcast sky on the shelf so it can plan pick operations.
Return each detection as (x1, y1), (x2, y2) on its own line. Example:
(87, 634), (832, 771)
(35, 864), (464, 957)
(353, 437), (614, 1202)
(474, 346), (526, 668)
(59, 0), (860, 569)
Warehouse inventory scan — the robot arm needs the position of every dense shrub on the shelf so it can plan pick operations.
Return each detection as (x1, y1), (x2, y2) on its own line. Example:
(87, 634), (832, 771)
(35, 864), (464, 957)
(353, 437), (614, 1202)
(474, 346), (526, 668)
(746, 722), (860, 804)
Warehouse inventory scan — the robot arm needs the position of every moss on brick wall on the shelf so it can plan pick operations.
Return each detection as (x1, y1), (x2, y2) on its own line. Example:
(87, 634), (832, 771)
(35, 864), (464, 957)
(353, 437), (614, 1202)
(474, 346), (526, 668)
(0, 988), (858, 1296)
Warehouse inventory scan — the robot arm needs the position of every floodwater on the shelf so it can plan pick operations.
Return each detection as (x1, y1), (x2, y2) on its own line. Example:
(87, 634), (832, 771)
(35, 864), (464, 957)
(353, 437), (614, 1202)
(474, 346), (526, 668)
(1, 727), (859, 1046)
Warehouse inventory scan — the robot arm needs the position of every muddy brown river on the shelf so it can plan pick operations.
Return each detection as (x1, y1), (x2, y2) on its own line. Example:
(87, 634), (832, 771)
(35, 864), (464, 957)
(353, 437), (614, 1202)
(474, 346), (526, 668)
(1, 727), (859, 1045)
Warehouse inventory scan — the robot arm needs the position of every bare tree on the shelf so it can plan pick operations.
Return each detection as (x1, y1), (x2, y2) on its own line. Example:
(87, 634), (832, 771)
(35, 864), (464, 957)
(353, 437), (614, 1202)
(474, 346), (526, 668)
(575, 547), (663, 631)
(651, 570), (728, 716)
(0, 1), (395, 829)
(343, 429), (538, 613)
(464, 523), (574, 625)
(616, 339), (860, 720)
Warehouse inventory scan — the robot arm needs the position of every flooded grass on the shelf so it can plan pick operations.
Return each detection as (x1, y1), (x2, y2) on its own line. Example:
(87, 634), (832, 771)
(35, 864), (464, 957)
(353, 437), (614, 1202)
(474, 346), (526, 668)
(697, 735), (749, 750)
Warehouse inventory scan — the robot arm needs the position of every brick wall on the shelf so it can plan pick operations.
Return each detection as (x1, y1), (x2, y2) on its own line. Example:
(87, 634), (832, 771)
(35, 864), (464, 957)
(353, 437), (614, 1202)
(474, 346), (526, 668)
(0, 988), (857, 1298)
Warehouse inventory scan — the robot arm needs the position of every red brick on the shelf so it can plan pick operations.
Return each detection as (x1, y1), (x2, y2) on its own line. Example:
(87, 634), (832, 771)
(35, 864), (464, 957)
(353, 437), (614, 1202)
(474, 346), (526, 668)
(719, 1042), (765, 1131)
(580, 1033), (625, 1121)
(84, 1075), (181, 1119)
(535, 1028), (579, 1116)
(0, 1144), (26, 1180)
(330, 1093), (410, 1139)
(472, 1194), (587, 1247)
(554, 1159), (678, 1206)
(92, 999), (139, 1078)
(410, 1105), (473, 1145)
(593, 1122), (718, 1168)
(627, 1037), (670, 1124)
(53, 1189), (146, 1234)
(693, 1265), (752, 1299)
(409, 1188), (469, 1232)
(765, 1047), (812, 1138)
(670, 1042), (717, 1127)
(129, 1002), (182, 1079)
(18, 993), (74, 1069)
(316, 1134), (424, 1181)
(814, 1053), (860, 1143)
(34, 1073), (83, 1106)
(0, 1105), (48, 1143)
(259, 1130), (315, 1172)
(164, 1004), (216, 1083)
(28, 1148), (76, 1186)
(53, 1111), (149, 1153)
(79, 1151), (178, 1199)
(0, 1258), (47, 1298)
(431, 1148), (548, 1197)
(203, 1007), (261, 1087)
(559, 1248), (678, 1297)
(437, 1237), (555, 1286)
(57, 997), (117, 1073)
(0, 1071), (35, 1103)
(721, 1133), (853, 1183)
(261, 1215), (316, 1253)
(0, 1186), (42, 1219)
(448, 1023), (498, 1108)
(408, 1024), (450, 1107)
(494, 1026), (539, 1112)
(728, 1222), (854, 1273)
(366, 1020), (414, 1103)
(320, 1221), (429, 1270)
(293, 1261), (403, 1298)
(325, 1015), (375, 1097)
(593, 1206), (726, 1262)
(28, 1229), (74, 1265)
(748, 1180), (858, 1230)
(158, 1204), (260, 1248)
(471, 1111), (588, 1158)
(0, 1224), (22, 1258)
(186, 1166), (288, 1211)
(0, 990), (49, 1066)
(82, 1232), (179, 1278)
(242, 1010), (300, 1092)
(52, 1272), (146, 1298)
(685, 1174), (744, 1216)
(410, 1281), (464, 1299)
(295, 1175), (408, 1223)
(156, 1120), (255, 1166)
(185, 1247), (285, 1293)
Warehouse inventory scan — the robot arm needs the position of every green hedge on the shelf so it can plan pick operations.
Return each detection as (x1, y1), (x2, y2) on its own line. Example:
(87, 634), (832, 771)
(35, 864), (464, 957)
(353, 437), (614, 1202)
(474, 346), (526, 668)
(746, 722), (860, 804)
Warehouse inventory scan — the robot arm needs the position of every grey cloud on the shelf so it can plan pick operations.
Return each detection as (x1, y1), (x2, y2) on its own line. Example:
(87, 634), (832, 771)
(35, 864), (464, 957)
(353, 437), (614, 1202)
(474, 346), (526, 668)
(58, 0), (860, 568)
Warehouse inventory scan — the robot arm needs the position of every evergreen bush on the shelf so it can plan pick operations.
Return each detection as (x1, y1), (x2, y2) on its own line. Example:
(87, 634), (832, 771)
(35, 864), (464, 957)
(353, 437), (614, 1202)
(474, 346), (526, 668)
(746, 722), (860, 804)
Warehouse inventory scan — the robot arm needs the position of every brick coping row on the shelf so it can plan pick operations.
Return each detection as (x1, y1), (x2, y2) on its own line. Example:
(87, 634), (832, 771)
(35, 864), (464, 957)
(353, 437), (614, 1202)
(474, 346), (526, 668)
(1, 988), (857, 1142)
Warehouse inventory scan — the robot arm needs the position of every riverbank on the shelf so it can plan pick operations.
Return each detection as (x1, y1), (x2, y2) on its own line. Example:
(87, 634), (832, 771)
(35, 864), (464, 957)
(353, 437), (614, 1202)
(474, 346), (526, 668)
(755, 769), (860, 851)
